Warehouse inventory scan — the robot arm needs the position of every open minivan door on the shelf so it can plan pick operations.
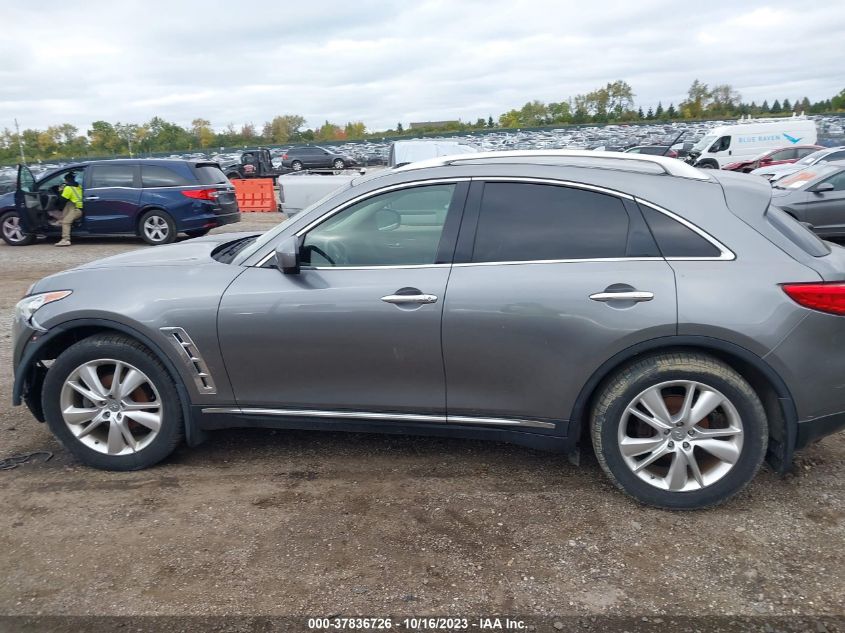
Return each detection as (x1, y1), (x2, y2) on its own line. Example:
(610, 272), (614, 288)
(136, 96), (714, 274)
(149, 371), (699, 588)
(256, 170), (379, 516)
(0, 165), (38, 245)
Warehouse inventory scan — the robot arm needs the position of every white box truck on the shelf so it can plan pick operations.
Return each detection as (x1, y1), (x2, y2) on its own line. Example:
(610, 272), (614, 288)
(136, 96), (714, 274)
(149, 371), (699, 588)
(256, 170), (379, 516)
(687, 115), (817, 169)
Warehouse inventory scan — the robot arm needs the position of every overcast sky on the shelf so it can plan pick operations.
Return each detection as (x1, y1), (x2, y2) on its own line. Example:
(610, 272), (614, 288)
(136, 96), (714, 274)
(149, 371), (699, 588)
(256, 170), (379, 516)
(2, 0), (843, 134)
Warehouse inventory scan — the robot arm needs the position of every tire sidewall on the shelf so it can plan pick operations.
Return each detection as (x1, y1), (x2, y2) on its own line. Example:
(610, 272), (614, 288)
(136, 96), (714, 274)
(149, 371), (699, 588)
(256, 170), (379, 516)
(42, 338), (183, 470)
(291, 161), (303, 171)
(139, 209), (176, 245)
(333, 159), (345, 170)
(594, 364), (767, 509)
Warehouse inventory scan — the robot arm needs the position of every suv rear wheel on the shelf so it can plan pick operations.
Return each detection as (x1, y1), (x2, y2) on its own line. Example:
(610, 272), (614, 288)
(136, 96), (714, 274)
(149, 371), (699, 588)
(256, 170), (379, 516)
(139, 209), (176, 245)
(590, 352), (768, 509)
(41, 334), (184, 470)
(1, 211), (36, 245)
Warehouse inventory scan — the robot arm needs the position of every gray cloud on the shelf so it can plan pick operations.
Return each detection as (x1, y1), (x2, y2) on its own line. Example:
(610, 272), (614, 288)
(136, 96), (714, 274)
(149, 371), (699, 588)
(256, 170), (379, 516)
(1, 0), (842, 133)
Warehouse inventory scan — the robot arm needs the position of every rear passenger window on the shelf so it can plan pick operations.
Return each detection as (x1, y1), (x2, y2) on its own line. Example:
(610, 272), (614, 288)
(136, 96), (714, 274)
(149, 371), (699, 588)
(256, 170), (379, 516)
(141, 165), (191, 187)
(472, 182), (629, 263)
(90, 164), (137, 188)
(193, 164), (229, 185)
(639, 204), (721, 258)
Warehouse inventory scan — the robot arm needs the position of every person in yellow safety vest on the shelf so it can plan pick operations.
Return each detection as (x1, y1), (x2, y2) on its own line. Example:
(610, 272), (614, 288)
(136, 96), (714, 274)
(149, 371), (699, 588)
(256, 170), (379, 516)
(55, 172), (83, 247)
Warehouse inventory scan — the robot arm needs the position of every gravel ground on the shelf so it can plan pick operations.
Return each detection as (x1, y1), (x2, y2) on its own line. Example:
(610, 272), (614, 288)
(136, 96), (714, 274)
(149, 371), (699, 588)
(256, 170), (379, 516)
(0, 214), (843, 624)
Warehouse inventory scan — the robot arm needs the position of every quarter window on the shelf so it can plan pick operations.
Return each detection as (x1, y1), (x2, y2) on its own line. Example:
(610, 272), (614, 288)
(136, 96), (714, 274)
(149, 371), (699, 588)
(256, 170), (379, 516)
(141, 165), (191, 187)
(471, 182), (629, 263)
(301, 184), (456, 267)
(639, 204), (721, 258)
(90, 164), (137, 188)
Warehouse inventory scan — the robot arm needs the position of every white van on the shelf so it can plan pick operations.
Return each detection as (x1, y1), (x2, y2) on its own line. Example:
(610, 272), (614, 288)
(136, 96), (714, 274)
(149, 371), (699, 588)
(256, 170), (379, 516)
(688, 116), (817, 169)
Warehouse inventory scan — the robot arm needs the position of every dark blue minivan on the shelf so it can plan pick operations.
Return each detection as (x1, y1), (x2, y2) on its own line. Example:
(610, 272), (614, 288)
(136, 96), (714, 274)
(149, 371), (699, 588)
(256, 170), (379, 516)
(0, 159), (240, 246)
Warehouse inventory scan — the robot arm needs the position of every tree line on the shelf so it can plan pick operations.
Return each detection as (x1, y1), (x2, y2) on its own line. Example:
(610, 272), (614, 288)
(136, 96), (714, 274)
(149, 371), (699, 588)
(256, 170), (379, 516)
(2, 80), (844, 164)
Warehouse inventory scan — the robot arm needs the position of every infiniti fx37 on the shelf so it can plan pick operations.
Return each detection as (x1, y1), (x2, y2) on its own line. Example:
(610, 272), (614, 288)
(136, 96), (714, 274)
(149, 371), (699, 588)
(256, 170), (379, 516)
(12, 151), (845, 509)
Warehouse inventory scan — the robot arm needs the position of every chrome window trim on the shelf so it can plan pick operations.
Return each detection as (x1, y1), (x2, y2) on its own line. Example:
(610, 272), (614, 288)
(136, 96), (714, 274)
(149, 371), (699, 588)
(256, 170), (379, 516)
(202, 407), (556, 430)
(473, 175), (635, 200)
(256, 177), (470, 267)
(453, 257), (663, 268)
(634, 197), (735, 261)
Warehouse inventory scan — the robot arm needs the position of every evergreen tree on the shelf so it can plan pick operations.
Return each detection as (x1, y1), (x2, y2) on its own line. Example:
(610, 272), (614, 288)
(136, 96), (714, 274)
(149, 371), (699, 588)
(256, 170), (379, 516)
(761, 100), (770, 113)
(770, 99), (782, 113)
(487, 116), (494, 128)
(800, 97), (811, 112)
(665, 103), (675, 118)
(637, 107), (645, 119)
(782, 98), (791, 112)
(655, 102), (664, 118)
(646, 107), (654, 120)
(397, 122), (403, 133)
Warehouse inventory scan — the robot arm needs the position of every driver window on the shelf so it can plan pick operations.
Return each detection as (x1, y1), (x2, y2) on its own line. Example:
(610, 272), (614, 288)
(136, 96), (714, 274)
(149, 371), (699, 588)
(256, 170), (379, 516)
(301, 184), (457, 267)
(37, 168), (85, 192)
(710, 136), (731, 152)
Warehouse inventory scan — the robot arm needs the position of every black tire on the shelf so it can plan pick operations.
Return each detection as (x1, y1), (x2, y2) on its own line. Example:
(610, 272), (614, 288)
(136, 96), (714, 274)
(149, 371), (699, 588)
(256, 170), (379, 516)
(590, 352), (768, 510)
(291, 160), (303, 171)
(332, 159), (345, 170)
(1, 210), (36, 246)
(41, 334), (184, 470)
(695, 160), (719, 169)
(184, 228), (211, 238)
(138, 209), (176, 245)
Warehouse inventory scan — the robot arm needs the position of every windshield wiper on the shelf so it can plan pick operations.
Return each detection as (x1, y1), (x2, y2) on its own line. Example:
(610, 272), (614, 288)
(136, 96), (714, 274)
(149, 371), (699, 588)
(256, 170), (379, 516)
(213, 235), (258, 263)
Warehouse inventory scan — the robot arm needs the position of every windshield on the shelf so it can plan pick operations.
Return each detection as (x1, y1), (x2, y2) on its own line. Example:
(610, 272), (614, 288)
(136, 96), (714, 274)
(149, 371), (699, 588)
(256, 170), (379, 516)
(692, 134), (717, 152)
(797, 150), (827, 166)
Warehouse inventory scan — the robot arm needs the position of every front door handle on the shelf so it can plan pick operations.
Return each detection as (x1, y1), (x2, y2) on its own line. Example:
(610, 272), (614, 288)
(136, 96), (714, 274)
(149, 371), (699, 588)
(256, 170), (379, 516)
(84, 196), (99, 201)
(589, 291), (654, 302)
(381, 293), (438, 305)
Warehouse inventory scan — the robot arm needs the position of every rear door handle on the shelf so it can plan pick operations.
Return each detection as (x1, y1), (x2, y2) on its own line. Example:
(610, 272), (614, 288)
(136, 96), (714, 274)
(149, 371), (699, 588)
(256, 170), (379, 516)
(381, 293), (438, 305)
(589, 291), (654, 302)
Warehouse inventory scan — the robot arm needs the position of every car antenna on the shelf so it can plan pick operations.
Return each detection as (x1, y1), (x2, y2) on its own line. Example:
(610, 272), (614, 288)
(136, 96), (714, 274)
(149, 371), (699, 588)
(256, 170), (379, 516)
(664, 131), (685, 156)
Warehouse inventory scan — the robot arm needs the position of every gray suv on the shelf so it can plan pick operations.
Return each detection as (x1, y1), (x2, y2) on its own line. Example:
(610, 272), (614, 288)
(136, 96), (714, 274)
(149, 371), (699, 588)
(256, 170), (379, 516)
(12, 151), (845, 509)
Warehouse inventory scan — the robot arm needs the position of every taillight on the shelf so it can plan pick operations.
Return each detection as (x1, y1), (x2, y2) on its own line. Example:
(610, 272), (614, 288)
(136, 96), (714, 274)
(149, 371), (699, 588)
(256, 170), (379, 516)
(282, 153), (289, 160)
(782, 282), (845, 315)
(181, 188), (218, 201)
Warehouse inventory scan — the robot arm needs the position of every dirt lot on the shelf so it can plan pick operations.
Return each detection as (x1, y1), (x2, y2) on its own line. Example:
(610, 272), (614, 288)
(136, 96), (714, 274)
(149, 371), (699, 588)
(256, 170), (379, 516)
(0, 214), (843, 626)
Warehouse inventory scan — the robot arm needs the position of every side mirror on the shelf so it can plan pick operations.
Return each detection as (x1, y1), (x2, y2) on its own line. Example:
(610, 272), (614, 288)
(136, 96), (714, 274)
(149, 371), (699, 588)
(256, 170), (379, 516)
(811, 182), (835, 194)
(274, 236), (302, 274)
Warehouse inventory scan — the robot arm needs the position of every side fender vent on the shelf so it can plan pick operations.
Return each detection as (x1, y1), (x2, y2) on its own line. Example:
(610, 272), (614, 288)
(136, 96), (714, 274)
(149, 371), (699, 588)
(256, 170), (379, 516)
(160, 327), (217, 394)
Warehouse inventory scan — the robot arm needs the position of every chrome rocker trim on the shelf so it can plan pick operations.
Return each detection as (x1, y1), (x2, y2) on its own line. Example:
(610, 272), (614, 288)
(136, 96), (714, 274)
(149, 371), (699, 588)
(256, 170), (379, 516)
(201, 407), (556, 430)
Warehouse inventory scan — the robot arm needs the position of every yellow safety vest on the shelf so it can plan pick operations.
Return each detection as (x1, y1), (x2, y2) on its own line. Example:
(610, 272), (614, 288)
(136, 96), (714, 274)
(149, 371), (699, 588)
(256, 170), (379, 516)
(62, 185), (83, 210)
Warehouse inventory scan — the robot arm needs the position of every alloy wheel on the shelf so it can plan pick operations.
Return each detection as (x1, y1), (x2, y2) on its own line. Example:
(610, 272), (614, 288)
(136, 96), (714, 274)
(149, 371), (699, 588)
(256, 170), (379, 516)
(143, 215), (169, 243)
(2, 215), (24, 242)
(617, 380), (744, 492)
(59, 359), (163, 455)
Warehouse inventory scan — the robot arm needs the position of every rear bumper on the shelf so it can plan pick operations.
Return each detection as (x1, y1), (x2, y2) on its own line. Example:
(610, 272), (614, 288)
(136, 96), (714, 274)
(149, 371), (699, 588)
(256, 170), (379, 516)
(796, 411), (845, 450)
(178, 210), (241, 231)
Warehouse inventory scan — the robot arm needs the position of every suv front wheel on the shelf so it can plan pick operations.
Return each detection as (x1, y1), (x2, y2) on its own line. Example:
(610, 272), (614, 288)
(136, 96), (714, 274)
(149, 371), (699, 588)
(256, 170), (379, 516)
(1, 211), (36, 246)
(591, 352), (768, 509)
(42, 334), (184, 470)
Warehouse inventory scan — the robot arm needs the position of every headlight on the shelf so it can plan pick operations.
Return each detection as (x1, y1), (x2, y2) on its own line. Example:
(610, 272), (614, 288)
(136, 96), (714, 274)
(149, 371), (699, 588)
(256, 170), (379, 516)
(14, 290), (73, 330)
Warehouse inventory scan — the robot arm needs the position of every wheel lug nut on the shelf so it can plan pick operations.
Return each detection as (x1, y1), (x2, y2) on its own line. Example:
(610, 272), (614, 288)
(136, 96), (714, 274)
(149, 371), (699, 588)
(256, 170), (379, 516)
(667, 441), (675, 449)
(682, 442), (690, 449)
(688, 429), (696, 436)
(103, 412), (110, 418)
(663, 429), (671, 435)
(675, 421), (684, 427)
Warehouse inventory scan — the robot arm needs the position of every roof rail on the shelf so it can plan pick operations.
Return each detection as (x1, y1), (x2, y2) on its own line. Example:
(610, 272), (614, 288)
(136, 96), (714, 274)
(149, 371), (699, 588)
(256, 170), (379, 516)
(394, 149), (710, 180)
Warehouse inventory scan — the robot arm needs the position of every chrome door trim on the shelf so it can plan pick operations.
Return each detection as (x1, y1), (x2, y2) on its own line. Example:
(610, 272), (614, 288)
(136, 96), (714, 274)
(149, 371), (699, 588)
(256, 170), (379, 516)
(201, 407), (556, 429)
(589, 291), (654, 302)
(634, 197), (735, 261)
(256, 178), (470, 267)
(453, 256), (663, 268)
